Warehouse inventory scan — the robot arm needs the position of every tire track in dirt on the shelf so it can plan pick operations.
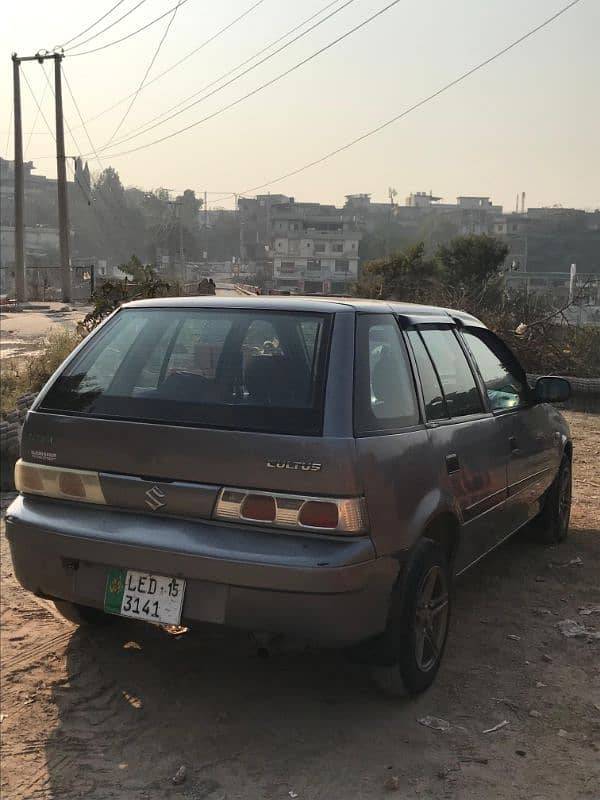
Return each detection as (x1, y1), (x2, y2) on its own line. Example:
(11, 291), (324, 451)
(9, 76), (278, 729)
(3, 630), (73, 673)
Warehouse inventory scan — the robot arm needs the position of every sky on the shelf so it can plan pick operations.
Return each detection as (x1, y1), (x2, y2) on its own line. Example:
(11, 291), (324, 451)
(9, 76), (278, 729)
(1, 0), (598, 211)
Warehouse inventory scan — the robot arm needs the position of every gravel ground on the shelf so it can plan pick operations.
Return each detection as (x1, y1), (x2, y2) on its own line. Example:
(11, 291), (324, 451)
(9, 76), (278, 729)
(0, 411), (598, 800)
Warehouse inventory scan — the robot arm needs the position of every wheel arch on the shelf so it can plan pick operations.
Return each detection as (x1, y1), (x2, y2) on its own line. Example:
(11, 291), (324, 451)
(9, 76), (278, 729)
(420, 511), (461, 569)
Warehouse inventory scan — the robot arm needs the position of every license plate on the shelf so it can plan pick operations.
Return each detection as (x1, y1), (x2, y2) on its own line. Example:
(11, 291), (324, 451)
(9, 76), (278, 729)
(104, 568), (185, 625)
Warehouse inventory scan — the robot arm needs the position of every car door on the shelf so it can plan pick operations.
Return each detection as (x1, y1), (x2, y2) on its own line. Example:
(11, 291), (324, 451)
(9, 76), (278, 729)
(459, 327), (558, 533)
(406, 325), (511, 573)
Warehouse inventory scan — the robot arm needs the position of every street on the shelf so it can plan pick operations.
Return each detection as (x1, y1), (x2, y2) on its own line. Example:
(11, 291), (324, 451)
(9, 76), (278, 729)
(1, 411), (598, 800)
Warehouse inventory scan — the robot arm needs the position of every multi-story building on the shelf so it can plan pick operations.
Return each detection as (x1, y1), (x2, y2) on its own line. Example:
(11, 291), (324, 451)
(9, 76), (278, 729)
(0, 158), (62, 292)
(271, 200), (361, 294)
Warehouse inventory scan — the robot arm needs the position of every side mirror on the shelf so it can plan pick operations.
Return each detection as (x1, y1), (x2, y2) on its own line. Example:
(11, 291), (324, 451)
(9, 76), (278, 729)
(535, 376), (571, 404)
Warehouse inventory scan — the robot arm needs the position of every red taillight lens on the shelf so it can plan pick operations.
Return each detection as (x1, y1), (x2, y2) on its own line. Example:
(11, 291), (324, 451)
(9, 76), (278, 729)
(241, 494), (277, 522)
(298, 501), (339, 529)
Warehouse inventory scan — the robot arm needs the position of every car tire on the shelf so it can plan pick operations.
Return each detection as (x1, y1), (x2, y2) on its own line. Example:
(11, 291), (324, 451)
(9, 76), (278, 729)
(533, 455), (572, 545)
(53, 600), (115, 626)
(370, 538), (451, 697)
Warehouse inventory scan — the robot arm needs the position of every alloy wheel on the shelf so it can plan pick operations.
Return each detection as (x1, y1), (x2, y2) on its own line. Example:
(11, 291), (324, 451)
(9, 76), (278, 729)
(414, 565), (449, 672)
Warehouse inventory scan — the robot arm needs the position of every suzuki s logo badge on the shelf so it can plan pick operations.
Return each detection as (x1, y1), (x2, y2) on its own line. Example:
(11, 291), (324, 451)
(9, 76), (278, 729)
(266, 460), (322, 472)
(145, 485), (167, 511)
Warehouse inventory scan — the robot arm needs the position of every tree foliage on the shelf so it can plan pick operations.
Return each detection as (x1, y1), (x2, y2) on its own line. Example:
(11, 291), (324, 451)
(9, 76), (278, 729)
(436, 234), (509, 286)
(354, 242), (440, 300)
(78, 255), (171, 334)
(353, 234), (600, 378)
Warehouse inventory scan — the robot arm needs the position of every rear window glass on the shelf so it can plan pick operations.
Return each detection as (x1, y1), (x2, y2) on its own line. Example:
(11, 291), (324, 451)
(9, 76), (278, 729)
(39, 308), (332, 435)
(355, 314), (419, 434)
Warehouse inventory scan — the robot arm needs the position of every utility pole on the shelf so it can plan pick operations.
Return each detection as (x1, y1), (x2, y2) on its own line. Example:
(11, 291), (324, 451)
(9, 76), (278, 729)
(203, 190), (208, 265)
(178, 204), (184, 280)
(12, 54), (25, 303)
(12, 51), (72, 302)
(53, 53), (71, 302)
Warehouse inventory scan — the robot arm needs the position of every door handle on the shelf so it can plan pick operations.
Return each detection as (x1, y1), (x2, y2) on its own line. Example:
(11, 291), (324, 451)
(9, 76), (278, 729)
(509, 436), (519, 454)
(446, 453), (460, 474)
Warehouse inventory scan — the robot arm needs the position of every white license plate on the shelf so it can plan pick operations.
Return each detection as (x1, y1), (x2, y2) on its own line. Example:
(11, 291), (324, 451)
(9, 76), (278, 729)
(104, 568), (185, 625)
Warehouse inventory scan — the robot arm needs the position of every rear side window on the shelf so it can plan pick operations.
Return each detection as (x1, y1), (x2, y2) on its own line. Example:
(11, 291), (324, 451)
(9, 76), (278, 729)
(419, 327), (483, 417)
(406, 330), (448, 421)
(355, 315), (419, 433)
(39, 308), (332, 436)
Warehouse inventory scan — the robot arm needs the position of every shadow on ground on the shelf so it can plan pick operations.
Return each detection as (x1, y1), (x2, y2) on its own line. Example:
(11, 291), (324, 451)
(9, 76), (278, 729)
(43, 528), (600, 800)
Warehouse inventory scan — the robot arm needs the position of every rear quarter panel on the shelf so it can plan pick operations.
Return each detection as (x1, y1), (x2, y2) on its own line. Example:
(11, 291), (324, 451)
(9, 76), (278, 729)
(356, 428), (456, 557)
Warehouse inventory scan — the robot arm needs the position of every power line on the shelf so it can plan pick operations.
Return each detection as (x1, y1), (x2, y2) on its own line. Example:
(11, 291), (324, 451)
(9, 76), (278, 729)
(62, 67), (105, 171)
(5, 106), (13, 157)
(58, 0), (130, 49)
(96, 0), (403, 158)
(63, 0), (151, 52)
(66, 0), (192, 57)
(38, 62), (86, 157)
(21, 68), (56, 143)
(69, 0), (269, 130)
(101, 0), (351, 150)
(233, 0), (585, 199)
(105, 0), (184, 147)
(24, 74), (50, 158)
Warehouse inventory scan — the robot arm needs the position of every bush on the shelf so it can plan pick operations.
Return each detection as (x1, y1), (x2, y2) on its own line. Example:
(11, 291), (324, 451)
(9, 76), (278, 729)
(0, 327), (82, 417)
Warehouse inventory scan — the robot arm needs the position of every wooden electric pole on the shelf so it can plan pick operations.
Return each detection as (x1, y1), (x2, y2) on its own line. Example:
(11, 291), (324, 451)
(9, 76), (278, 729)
(12, 54), (25, 303)
(53, 53), (71, 302)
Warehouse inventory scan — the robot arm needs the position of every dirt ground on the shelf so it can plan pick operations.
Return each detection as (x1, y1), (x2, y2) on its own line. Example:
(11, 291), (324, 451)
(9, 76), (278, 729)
(0, 304), (90, 360)
(0, 411), (598, 800)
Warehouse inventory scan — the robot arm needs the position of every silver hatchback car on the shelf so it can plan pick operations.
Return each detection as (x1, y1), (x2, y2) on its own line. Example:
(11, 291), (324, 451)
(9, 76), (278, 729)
(6, 297), (572, 694)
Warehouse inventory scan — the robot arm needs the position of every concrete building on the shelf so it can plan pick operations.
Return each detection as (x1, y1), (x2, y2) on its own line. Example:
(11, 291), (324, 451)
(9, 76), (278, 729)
(238, 194), (291, 266)
(0, 157), (63, 292)
(271, 200), (361, 294)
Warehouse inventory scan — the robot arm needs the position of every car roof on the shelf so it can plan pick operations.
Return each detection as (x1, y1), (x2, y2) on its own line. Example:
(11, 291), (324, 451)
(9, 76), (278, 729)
(124, 295), (486, 327)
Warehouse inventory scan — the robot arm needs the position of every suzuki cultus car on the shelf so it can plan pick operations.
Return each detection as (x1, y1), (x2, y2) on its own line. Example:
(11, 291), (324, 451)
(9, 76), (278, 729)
(6, 297), (572, 694)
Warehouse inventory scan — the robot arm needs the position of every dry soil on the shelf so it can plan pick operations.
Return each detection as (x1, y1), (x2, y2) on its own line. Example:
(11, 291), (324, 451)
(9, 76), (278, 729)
(0, 412), (598, 800)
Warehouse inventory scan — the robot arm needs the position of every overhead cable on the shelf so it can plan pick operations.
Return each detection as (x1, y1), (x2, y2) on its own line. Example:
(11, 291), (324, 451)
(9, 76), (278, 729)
(101, 0), (353, 149)
(62, 66), (105, 170)
(58, 0), (130, 49)
(66, 0), (191, 56)
(105, 0), (184, 146)
(96, 0), (395, 157)
(233, 0), (585, 198)
(69, 0), (269, 129)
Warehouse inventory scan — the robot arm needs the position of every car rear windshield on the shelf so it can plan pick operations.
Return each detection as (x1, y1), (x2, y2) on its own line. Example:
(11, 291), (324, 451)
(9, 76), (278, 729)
(39, 307), (332, 435)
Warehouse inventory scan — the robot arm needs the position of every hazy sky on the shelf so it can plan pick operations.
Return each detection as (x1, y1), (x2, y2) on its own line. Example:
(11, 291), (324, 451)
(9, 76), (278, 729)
(1, 0), (598, 211)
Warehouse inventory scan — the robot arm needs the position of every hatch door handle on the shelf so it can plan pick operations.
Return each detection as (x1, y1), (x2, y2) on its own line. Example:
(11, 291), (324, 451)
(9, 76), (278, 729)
(446, 453), (460, 474)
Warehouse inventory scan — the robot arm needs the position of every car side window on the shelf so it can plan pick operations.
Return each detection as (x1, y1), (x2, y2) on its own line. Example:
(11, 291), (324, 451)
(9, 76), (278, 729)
(406, 329), (448, 421)
(462, 329), (529, 411)
(419, 327), (484, 417)
(355, 315), (419, 433)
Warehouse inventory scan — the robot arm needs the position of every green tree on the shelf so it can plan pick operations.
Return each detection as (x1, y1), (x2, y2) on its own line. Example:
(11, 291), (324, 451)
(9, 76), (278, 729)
(355, 242), (439, 300)
(435, 234), (508, 286)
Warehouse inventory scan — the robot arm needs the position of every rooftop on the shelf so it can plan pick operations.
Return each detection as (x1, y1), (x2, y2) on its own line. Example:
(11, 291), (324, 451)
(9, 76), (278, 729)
(124, 295), (485, 326)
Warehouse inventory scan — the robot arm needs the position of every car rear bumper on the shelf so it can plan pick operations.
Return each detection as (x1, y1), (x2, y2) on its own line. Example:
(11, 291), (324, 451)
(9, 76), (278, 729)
(5, 495), (396, 645)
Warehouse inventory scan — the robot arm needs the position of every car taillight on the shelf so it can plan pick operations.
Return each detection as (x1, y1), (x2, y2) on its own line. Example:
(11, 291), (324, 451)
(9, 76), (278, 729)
(241, 494), (277, 522)
(214, 488), (367, 535)
(298, 501), (338, 529)
(14, 459), (106, 505)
